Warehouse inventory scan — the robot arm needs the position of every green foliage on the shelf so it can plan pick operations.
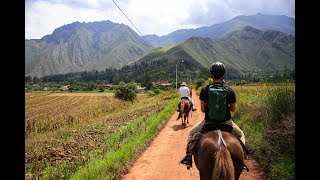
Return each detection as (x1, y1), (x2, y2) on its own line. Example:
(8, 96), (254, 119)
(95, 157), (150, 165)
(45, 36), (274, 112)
(233, 84), (295, 180)
(114, 82), (137, 101)
(72, 95), (179, 179)
(265, 85), (295, 123)
(270, 154), (295, 180)
(195, 78), (206, 89)
(98, 87), (105, 92)
(146, 88), (163, 97)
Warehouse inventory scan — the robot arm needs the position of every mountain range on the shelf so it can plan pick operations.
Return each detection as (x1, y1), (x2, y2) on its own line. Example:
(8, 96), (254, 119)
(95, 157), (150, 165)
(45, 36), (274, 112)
(25, 20), (152, 77)
(25, 13), (295, 78)
(121, 25), (294, 81)
(144, 13), (294, 47)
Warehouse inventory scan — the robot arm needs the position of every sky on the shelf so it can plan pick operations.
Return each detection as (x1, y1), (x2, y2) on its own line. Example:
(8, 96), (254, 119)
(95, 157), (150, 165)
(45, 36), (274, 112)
(25, 0), (295, 39)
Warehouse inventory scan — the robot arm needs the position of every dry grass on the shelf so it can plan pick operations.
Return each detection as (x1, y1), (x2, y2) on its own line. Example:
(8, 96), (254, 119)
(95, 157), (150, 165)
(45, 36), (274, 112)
(25, 90), (175, 179)
(25, 92), (149, 136)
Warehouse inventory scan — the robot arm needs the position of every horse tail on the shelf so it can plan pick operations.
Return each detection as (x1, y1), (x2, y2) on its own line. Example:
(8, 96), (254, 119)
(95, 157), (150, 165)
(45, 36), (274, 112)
(212, 148), (235, 180)
(178, 100), (185, 119)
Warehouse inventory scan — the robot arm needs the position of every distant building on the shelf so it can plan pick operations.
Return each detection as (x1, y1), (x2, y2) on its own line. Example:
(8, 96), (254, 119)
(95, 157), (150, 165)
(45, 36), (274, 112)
(59, 85), (70, 91)
(160, 82), (173, 87)
(96, 84), (113, 89)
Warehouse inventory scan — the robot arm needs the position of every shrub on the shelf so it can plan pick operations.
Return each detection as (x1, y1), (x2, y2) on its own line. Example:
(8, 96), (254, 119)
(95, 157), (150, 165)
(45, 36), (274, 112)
(114, 82), (137, 101)
(195, 78), (206, 89)
(98, 87), (105, 92)
(265, 84), (295, 123)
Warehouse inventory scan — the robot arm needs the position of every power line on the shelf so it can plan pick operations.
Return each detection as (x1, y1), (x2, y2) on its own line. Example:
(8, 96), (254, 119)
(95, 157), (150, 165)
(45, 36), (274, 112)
(112, 0), (186, 86)
(112, 0), (154, 49)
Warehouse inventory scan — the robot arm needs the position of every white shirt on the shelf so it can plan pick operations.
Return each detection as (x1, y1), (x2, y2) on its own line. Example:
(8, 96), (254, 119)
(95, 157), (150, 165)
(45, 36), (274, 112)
(179, 86), (190, 98)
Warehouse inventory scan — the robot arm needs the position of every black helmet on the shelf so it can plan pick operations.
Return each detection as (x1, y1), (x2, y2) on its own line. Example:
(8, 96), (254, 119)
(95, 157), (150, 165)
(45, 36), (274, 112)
(210, 62), (225, 79)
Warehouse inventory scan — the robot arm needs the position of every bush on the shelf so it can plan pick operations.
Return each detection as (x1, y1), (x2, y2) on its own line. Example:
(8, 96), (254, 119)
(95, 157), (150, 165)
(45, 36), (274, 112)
(114, 82), (137, 101)
(265, 84), (295, 123)
(259, 84), (295, 179)
(98, 87), (105, 92)
(146, 88), (162, 97)
(195, 78), (206, 89)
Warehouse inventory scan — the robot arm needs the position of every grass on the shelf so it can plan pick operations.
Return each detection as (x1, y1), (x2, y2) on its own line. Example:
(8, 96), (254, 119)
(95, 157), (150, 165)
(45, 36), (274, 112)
(71, 95), (179, 179)
(270, 154), (295, 180)
(232, 83), (295, 179)
(264, 84), (295, 123)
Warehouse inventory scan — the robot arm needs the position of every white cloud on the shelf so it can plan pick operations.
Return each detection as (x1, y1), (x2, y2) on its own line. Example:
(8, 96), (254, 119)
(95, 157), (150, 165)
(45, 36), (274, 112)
(25, 0), (295, 39)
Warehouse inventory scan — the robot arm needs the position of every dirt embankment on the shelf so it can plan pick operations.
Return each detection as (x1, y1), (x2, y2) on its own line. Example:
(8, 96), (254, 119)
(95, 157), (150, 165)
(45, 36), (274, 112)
(122, 90), (265, 180)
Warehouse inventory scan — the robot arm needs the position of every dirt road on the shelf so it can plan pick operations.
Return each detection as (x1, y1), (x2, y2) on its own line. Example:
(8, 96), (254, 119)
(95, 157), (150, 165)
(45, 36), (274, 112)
(122, 90), (265, 180)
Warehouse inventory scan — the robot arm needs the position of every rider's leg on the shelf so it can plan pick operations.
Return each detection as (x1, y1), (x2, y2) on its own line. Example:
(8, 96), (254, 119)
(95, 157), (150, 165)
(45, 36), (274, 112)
(186, 119), (205, 149)
(231, 121), (245, 145)
(231, 121), (249, 170)
(180, 119), (205, 168)
(177, 99), (181, 112)
(188, 97), (196, 111)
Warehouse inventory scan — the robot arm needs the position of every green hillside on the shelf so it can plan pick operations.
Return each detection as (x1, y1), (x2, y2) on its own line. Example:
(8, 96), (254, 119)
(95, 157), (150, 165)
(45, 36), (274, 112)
(128, 26), (294, 81)
(25, 21), (153, 77)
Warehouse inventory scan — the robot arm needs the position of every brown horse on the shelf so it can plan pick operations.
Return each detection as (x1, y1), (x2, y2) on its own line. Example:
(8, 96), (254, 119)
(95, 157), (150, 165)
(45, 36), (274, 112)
(194, 129), (245, 180)
(177, 98), (192, 128)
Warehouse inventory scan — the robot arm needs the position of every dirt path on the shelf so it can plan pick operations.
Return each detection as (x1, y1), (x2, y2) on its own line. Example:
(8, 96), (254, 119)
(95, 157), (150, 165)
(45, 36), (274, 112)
(122, 90), (265, 180)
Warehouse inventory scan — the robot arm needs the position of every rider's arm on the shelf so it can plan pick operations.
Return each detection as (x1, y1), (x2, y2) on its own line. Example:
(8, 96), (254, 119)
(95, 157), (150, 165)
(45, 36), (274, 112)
(227, 87), (236, 112)
(200, 100), (206, 113)
(229, 103), (236, 112)
(199, 86), (208, 113)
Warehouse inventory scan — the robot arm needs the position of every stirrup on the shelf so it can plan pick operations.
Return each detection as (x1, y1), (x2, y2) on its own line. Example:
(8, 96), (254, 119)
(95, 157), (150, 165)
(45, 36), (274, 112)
(243, 164), (249, 172)
(180, 155), (192, 169)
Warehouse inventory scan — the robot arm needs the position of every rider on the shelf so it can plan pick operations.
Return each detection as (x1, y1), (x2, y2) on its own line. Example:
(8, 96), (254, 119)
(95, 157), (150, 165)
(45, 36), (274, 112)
(177, 82), (196, 112)
(179, 61), (246, 168)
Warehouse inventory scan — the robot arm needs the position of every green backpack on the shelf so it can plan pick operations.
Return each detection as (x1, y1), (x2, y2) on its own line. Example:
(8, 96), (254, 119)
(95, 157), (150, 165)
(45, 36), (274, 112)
(207, 84), (229, 121)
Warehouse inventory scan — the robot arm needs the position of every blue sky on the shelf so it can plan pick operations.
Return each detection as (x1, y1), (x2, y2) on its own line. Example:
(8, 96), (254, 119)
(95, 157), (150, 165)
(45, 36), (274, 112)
(25, 0), (295, 39)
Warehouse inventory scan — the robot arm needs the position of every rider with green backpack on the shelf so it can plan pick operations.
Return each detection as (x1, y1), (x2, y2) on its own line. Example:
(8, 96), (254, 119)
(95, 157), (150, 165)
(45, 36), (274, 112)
(180, 61), (245, 168)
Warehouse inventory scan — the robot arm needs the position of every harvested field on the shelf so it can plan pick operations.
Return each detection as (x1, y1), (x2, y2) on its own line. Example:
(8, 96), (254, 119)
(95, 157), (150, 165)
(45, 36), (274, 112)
(25, 91), (175, 179)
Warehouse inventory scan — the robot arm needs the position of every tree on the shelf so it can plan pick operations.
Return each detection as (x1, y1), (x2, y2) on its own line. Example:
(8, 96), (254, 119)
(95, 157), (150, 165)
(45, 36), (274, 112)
(112, 72), (120, 85)
(114, 82), (137, 102)
(145, 68), (153, 90)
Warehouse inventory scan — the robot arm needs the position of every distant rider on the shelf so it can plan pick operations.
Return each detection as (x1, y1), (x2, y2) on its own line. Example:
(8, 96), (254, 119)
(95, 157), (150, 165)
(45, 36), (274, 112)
(177, 82), (196, 112)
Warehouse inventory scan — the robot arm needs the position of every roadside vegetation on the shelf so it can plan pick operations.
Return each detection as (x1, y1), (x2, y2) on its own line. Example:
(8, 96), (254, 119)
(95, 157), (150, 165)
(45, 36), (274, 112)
(197, 80), (295, 179)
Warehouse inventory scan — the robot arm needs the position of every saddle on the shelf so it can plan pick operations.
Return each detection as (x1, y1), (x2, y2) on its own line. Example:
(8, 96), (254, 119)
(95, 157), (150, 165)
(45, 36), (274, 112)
(178, 97), (191, 110)
(189, 121), (250, 157)
(200, 121), (233, 134)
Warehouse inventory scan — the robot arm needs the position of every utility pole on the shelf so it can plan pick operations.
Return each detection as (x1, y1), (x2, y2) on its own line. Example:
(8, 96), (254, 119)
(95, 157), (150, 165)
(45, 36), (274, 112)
(189, 73), (191, 88)
(176, 60), (184, 89)
(175, 63), (177, 89)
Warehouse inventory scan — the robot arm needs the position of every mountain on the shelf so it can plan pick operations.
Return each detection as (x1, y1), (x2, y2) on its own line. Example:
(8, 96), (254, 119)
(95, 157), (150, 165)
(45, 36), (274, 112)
(144, 13), (295, 47)
(124, 26), (294, 81)
(25, 21), (153, 77)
